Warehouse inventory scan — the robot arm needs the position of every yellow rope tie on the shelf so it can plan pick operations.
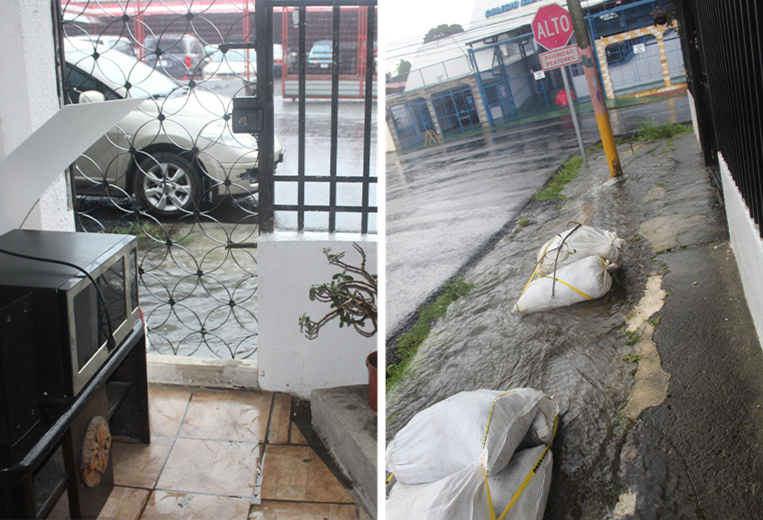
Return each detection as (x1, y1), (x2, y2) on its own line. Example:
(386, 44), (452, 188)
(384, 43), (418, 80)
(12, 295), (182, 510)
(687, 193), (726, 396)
(482, 390), (517, 449)
(482, 396), (559, 520)
(539, 275), (595, 300)
(516, 237), (558, 311)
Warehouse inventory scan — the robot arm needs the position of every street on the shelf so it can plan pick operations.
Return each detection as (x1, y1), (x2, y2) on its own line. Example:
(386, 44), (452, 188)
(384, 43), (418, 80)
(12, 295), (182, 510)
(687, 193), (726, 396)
(386, 96), (690, 339)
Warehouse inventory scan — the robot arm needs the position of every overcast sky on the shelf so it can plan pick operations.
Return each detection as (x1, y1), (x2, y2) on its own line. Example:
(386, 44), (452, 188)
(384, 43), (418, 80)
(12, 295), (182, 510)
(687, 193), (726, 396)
(384, 0), (474, 73)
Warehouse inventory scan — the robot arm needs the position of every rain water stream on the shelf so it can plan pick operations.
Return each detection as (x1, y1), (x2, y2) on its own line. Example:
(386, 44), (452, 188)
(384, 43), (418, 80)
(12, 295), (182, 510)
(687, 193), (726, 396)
(386, 143), (674, 518)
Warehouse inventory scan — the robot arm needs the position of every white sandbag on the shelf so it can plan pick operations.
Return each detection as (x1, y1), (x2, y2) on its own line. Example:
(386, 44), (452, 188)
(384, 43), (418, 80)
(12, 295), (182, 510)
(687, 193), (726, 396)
(386, 460), (486, 520)
(519, 395), (559, 449)
(514, 255), (614, 314)
(386, 389), (545, 485)
(386, 446), (554, 520)
(536, 224), (624, 275)
(483, 445), (554, 520)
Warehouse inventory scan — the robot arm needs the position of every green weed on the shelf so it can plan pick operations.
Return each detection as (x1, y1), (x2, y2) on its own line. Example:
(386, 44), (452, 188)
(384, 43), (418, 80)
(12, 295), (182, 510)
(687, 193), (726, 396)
(637, 119), (692, 141)
(387, 278), (474, 391)
(622, 354), (644, 363)
(614, 401), (629, 438)
(534, 155), (583, 201)
(624, 330), (641, 346)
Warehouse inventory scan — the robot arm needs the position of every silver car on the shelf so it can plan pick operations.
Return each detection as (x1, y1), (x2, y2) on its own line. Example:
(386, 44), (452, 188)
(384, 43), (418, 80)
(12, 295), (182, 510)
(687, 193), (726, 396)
(65, 40), (284, 216)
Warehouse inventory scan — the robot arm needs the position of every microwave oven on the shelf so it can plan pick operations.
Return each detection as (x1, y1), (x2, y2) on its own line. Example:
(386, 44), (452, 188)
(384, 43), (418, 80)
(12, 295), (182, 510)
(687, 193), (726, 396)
(0, 230), (139, 399)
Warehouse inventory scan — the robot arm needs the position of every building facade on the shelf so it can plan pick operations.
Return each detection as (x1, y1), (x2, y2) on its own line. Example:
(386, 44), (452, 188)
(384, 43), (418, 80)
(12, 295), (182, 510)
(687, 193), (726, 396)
(387, 0), (688, 150)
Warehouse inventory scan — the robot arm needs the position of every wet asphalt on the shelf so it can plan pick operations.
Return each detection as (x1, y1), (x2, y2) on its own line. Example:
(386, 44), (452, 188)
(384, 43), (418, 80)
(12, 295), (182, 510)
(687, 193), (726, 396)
(385, 95), (691, 340)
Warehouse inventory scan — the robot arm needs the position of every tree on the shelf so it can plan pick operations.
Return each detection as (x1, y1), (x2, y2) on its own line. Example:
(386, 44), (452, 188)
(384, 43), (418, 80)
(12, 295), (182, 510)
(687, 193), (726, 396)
(396, 59), (411, 77)
(423, 24), (464, 44)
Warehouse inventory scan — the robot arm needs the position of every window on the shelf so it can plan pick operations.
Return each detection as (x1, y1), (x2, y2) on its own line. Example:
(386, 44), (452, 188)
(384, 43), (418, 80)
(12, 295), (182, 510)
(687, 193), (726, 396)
(64, 64), (121, 104)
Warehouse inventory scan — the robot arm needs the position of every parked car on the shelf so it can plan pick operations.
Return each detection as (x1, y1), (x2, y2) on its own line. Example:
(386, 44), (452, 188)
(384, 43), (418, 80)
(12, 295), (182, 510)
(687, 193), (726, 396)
(64, 40), (285, 216)
(202, 48), (257, 82)
(66, 34), (136, 56)
(142, 34), (208, 80)
(273, 44), (283, 76)
(307, 40), (358, 74)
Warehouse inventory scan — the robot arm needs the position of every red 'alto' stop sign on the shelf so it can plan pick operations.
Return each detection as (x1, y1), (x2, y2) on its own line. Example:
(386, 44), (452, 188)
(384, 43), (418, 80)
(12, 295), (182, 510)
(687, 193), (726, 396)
(532, 4), (574, 50)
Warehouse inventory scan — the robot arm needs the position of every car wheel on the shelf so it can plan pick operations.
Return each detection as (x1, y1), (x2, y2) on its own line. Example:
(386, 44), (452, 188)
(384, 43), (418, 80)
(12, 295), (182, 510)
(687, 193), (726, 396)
(134, 152), (202, 216)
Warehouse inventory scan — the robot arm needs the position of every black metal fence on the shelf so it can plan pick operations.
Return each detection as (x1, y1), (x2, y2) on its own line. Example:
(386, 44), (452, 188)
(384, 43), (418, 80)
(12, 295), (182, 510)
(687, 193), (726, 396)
(682, 0), (763, 237)
(256, 0), (377, 234)
(58, 0), (377, 358)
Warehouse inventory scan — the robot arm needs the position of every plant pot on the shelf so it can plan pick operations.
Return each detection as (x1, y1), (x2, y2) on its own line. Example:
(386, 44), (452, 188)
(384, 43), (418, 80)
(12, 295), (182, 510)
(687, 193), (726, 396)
(366, 351), (377, 413)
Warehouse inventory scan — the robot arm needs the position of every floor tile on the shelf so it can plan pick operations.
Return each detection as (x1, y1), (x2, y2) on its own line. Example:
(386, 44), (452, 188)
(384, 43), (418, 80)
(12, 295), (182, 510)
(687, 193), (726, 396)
(148, 386), (192, 436)
(47, 486), (150, 520)
(97, 487), (151, 520)
(156, 438), (260, 497)
(141, 490), (250, 520)
(180, 388), (272, 443)
(112, 436), (174, 489)
(259, 445), (353, 504)
(268, 393), (291, 444)
(249, 501), (358, 520)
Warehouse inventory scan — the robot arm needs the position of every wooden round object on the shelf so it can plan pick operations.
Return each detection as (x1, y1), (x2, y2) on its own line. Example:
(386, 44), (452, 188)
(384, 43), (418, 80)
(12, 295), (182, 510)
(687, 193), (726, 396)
(81, 416), (112, 488)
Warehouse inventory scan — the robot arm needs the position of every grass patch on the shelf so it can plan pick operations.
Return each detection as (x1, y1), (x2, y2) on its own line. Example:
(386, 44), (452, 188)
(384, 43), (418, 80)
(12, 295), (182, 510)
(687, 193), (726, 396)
(622, 354), (644, 363)
(387, 278), (474, 391)
(633, 233), (645, 242)
(649, 315), (662, 326)
(533, 155), (583, 201)
(624, 330), (641, 346)
(657, 182), (664, 188)
(510, 217), (532, 238)
(637, 119), (692, 141)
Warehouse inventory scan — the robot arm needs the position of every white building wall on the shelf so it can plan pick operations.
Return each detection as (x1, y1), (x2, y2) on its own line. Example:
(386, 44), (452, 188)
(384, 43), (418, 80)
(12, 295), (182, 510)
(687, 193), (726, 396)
(0, 0), (73, 232)
(719, 154), (763, 348)
(258, 233), (377, 399)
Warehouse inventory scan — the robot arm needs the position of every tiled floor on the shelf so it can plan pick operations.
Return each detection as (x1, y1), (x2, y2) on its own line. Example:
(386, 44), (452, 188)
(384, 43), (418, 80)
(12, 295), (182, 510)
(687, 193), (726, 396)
(48, 385), (369, 520)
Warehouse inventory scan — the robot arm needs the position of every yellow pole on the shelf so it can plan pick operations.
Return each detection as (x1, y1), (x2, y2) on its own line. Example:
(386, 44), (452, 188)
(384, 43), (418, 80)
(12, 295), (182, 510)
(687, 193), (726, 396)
(566, 0), (622, 177)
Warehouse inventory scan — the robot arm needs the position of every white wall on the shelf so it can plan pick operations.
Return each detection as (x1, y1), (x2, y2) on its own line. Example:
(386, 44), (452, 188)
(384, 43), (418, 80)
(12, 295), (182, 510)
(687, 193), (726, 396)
(719, 154), (763, 349)
(0, 0), (74, 232)
(258, 233), (378, 399)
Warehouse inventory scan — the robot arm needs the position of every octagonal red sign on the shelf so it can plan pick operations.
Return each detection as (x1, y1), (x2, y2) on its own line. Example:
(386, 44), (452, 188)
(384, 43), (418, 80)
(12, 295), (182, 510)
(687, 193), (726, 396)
(532, 4), (574, 50)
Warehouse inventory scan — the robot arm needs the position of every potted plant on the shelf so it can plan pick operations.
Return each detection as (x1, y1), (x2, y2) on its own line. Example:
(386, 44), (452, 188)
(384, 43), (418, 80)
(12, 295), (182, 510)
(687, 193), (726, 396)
(650, 4), (674, 25)
(299, 243), (378, 411)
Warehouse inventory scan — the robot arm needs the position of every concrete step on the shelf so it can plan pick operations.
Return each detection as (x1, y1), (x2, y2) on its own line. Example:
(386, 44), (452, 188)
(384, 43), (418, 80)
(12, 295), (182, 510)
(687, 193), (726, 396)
(311, 385), (377, 518)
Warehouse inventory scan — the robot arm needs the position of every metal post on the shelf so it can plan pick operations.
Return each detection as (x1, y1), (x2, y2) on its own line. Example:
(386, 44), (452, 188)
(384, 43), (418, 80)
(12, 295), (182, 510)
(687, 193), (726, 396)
(567, 0), (621, 177)
(255, 0), (275, 232)
(561, 65), (587, 167)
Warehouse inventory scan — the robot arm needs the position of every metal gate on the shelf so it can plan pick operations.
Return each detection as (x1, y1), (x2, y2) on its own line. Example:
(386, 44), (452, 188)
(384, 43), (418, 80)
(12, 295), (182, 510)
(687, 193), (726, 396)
(58, 0), (376, 358)
(607, 35), (664, 96)
(388, 98), (436, 150)
(430, 85), (481, 138)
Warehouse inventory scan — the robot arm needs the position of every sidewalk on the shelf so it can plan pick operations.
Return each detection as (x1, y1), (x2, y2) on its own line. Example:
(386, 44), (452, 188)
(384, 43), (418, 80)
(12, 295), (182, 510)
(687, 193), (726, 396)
(386, 133), (763, 517)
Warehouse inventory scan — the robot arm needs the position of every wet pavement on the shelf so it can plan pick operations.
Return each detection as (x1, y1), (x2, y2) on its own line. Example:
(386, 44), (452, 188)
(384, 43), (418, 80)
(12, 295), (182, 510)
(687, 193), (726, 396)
(385, 133), (763, 518)
(385, 95), (691, 339)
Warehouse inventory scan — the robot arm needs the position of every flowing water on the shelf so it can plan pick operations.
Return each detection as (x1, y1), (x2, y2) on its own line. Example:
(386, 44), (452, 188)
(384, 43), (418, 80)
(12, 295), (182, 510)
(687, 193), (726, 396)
(386, 145), (671, 518)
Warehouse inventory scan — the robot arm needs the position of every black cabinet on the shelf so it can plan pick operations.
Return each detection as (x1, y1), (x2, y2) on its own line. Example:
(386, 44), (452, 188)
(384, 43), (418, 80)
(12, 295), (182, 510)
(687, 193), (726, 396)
(0, 321), (149, 519)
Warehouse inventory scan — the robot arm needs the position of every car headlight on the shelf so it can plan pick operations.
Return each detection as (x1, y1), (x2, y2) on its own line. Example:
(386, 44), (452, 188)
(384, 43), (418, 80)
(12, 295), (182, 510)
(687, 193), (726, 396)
(200, 121), (257, 149)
